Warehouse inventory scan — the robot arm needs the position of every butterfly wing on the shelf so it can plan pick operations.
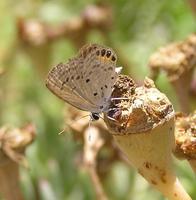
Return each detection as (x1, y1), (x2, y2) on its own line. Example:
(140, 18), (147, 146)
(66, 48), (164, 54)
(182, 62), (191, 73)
(46, 44), (119, 113)
(68, 44), (118, 112)
(46, 63), (99, 112)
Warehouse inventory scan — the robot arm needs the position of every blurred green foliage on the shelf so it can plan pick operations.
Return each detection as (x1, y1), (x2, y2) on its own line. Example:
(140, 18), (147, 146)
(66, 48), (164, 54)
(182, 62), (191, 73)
(0, 0), (195, 199)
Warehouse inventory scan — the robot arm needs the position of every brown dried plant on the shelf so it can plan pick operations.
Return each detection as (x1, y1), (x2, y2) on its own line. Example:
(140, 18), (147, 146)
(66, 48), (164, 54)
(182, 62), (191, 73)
(0, 124), (35, 200)
(149, 34), (196, 113)
(174, 111), (196, 173)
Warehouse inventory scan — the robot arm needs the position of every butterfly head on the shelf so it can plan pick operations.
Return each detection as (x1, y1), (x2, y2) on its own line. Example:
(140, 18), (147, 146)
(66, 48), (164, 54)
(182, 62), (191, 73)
(90, 112), (100, 121)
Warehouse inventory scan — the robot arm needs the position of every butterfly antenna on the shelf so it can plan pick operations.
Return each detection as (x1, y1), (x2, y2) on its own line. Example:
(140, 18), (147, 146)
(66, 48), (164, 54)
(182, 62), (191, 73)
(58, 128), (66, 135)
(88, 117), (92, 141)
(58, 114), (90, 135)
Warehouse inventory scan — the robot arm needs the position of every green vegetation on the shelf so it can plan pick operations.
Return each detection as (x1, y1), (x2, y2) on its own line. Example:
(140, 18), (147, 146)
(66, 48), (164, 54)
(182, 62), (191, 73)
(0, 0), (195, 199)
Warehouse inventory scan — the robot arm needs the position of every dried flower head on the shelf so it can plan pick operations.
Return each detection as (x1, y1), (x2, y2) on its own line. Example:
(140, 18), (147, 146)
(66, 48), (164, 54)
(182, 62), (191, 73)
(149, 33), (196, 82)
(174, 111), (196, 160)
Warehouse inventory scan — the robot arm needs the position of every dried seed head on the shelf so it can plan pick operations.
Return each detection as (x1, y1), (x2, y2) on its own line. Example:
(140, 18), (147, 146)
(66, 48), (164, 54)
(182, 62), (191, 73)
(149, 33), (196, 82)
(105, 76), (174, 135)
(174, 111), (196, 160)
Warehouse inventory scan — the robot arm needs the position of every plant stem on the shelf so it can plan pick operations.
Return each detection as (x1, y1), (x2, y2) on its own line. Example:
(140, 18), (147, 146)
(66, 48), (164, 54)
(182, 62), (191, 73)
(0, 159), (24, 200)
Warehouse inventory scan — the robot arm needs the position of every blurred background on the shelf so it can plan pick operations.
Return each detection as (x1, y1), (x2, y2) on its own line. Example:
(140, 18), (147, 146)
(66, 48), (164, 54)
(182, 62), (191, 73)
(0, 0), (195, 199)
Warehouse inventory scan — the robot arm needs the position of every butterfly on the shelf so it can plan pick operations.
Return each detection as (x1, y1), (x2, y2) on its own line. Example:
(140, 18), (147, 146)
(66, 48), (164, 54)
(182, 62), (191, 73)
(46, 44), (122, 121)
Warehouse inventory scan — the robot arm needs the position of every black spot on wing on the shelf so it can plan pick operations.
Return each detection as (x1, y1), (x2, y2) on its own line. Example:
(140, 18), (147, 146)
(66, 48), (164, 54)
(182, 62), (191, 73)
(101, 49), (106, 56)
(111, 55), (116, 61)
(106, 50), (111, 58)
(86, 78), (90, 83)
